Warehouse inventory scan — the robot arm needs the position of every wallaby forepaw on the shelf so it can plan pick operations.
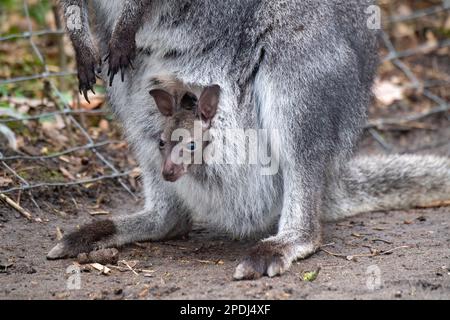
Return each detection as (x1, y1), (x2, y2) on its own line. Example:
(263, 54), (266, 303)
(76, 49), (101, 103)
(233, 243), (289, 280)
(106, 35), (137, 86)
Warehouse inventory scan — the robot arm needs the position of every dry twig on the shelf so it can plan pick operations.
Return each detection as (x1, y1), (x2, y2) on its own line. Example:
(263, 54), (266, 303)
(320, 245), (410, 261)
(416, 200), (450, 209)
(0, 193), (33, 221)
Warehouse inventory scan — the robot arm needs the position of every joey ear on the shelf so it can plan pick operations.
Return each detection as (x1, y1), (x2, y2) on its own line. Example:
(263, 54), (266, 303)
(149, 89), (176, 117)
(198, 85), (221, 125)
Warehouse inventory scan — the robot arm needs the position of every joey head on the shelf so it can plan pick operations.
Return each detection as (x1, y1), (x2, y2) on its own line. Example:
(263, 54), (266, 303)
(149, 85), (221, 182)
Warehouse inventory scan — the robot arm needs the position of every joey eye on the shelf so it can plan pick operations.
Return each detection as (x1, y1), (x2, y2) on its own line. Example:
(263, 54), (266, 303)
(159, 139), (166, 149)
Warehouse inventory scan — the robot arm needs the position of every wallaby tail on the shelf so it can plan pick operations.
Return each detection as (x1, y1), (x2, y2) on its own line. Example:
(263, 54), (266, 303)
(323, 155), (450, 222)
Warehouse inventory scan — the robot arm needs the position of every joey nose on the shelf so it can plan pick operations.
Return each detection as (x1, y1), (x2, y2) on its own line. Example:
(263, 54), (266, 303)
(162, 161), (178, 181)
(163, 166), (174, 176)
(163, 167), (175, 177)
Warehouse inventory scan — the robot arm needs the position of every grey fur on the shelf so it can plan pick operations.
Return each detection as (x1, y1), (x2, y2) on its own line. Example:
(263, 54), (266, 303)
(49, 0), (450, 280)
(58, 0), (149, 98)
(58, 0), (101, 101)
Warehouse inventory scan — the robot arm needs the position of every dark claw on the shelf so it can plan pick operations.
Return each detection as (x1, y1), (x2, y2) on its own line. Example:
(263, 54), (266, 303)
(75, 49), (100, 103)
(106, 35), (137, 86)
(83, 90), (90, 104)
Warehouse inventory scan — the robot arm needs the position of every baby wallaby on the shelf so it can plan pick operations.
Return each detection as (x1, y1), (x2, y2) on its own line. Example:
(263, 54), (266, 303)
(149, 85), (221, 182)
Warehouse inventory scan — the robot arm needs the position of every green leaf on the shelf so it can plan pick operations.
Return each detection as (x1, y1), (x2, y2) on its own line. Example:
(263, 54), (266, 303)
(302, 268), (321, 282)
(0, 85), (8, 97)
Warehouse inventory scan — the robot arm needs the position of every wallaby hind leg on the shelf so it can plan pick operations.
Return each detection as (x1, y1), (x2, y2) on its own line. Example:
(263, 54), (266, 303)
(234, 32), (367, 279)
(235, 76), (325, 279)
(233, 164), (324, 280)
(47, 168), (192, 259)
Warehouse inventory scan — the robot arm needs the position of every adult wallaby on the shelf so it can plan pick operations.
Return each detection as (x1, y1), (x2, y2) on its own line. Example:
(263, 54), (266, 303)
(49, 0), (450, 280)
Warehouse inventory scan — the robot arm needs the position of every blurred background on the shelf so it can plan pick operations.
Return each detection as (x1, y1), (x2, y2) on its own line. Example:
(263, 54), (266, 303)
(0, 0), (449, 214)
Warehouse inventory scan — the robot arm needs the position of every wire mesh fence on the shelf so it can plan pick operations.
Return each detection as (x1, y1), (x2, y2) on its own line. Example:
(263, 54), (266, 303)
(0, 0), (139, 200)
(0, 0), (449, 201)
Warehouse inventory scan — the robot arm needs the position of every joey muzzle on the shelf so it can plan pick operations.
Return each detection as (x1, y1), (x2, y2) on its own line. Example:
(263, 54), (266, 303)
(162, 159), (186, 182)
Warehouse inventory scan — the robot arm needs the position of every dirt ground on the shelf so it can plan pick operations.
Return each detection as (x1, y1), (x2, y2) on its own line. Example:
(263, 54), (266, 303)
(1, 197), (449, 300)
(1, 120), (450, 300)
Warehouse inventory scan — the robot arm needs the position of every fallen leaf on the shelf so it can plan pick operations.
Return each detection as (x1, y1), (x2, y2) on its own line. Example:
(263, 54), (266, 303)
(56, 227), (64, 241)
(373, 79), (405, 106)
(0, 177), (13, 187)
(99, 119), (110, 132)
(59, 156), (71, 163)
(60, 167), (76, 181)
(302, 268), (321, 282)
(90, 263), (111, 275)
(74, 93), (105, 110)
(138, 287), (149, 298)
(42, 116), (69, 146)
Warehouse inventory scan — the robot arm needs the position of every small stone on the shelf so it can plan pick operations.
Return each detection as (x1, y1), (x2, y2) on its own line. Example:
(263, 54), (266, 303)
(77, 248), (119, 265)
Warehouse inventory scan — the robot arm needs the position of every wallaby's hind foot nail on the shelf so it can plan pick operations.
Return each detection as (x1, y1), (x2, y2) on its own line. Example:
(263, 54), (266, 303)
(233, 262), (263, 281)
(47, 243), (67, 260)
(267, 261), (285, 278)
(234, 256), (286, 281)
(234, 239), (299, 280)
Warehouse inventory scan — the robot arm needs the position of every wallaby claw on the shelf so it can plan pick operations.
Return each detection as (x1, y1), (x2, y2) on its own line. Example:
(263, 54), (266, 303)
(76, 52), (101, 103)
(234, 254), (287, 280)
(106, 35), (137, 86)
(47, 243), (68, 260)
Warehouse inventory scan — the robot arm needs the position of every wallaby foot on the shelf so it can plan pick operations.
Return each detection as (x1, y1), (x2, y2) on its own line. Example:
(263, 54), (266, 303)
(47, 220), (116, 260)
(233, 235), (319, 280)
(47, 209), (193, 260)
